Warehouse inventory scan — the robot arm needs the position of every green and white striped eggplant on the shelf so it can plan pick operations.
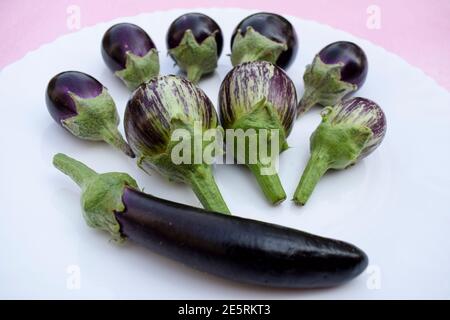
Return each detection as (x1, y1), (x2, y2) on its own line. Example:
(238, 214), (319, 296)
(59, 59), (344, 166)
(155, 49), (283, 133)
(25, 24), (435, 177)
(293, 97), (387, 205)
(124, 75), (229, 214)
(219, 61), (297, 205)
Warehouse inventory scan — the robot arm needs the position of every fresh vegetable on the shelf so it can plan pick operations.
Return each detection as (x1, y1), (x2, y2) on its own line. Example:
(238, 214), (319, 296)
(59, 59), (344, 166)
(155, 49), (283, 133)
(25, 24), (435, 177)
(45, 71), (134, 157)
(219, 61), (297, 204)
(53, 153), (369, 288)
(293, 97), (386, 205)
(101, 23), (160, 90)
(230, 12), (298, 69)
(298, 41), (368, 116)
(166, 13), (223, 83)
(124, 75), (229, 214)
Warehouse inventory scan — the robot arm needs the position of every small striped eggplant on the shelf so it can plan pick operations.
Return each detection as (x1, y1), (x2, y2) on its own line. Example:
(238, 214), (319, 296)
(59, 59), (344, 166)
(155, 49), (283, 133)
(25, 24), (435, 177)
(53, 153), (368, 288)
(230, 12), (298, 69)
(298, 41), (368, 117)
(293, 97), (387, 205)
(219, 61), (297, 204)
(124, 75), (229, 214)
(167, 13), (223, 83)
(101, 23), (160, 90)
(45, 71), (134, 157)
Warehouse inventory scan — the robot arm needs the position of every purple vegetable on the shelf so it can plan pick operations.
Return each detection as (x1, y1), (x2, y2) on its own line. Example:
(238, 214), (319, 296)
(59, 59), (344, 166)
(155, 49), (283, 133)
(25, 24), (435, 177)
(124, 75), (229, 214)
(298, 41), (368, 116)
(53, 153), (368, 288)
(219, 61), (297, 204)
(102, 23), (159, 90)
(293, 97), (386, 205)
(46, 71), (134, 157)
(167, 13), (223, 83)
(231, 12), (298, 69)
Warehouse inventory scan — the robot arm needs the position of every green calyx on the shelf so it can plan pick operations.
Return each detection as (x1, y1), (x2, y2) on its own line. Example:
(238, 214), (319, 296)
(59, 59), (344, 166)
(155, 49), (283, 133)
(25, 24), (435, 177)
(136, 117), (230, 214)
(169, 30), (219, 83)
(52, 153), (139, 242)
(62, 89), (134, 157)
(297, 55), (357, 117)
(231, 26), (288, 67)
(292, 107), (373, 205)
(229, 98), (288, 204)
(116, 49), (160, 90)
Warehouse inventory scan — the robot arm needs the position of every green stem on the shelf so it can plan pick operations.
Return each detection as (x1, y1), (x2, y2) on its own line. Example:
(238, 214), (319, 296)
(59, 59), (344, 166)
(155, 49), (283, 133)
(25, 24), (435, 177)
(100, 125), (135, 158)
(186, 65), (204, 84)
(247, 161), (286, 205)
(187, 165), (230, 215)
(297, 90), (318, 117)
(235, 53), (260, 65)
(52, 153), (97, 189)
(293, 150), (330, 205)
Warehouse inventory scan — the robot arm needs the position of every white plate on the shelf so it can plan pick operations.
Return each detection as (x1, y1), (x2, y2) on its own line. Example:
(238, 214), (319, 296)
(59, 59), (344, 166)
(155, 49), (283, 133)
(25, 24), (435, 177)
(1, 8), (449, 299)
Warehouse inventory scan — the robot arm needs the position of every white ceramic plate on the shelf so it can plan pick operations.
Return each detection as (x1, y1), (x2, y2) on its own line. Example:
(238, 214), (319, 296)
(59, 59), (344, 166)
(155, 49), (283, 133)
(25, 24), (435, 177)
(1, 8), (449, 299)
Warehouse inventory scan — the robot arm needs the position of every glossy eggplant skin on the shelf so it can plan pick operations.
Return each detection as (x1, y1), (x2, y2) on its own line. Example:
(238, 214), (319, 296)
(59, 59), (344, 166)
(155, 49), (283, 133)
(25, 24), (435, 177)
(115, 187), (368, 288)
(102, 23), (157, 72)
(46, 71), (103, 123)
(231, 12), (298, 69)
(167, 12), (223, 55)
(319, 41), (368, 87)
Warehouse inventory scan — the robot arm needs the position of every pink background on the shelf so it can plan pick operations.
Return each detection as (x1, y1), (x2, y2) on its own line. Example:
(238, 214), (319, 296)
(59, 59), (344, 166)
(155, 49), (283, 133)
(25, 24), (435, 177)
(1, 0), (449, 90)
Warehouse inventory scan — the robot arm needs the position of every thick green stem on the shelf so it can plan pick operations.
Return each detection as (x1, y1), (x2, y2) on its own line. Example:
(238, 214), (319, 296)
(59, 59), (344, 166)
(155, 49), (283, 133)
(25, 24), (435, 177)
(100, 125), (135, 158)
(293, 150), (330, 205)
(297, 90), (318, 117)
(186, 65), (204, 84)
(53, 153), (97, 189)
(247, 162), (286, 205)
(187, 166), (230, 215)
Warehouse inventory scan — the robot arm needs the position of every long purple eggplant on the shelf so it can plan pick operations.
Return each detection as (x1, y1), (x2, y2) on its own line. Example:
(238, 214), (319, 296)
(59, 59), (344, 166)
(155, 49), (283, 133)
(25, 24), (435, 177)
(53, 153), (368, 288)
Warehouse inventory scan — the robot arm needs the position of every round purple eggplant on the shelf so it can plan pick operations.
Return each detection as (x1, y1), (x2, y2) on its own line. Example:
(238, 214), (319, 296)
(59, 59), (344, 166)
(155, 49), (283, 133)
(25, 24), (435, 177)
(298, 41), (368, 116)
(293, 97), (386, 205)
(45, 71), (134, 157)
(219, 61), (297, 204)
(230, 12), (298, 69)
(166, 13), (223, 83)
(53, 153), (369, 288)
(124, 75), (229, 214)
(101, 23), (159, 90)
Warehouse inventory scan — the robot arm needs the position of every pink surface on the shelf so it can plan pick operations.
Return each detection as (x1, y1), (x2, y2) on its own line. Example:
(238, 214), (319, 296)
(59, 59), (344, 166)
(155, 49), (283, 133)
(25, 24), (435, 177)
(1, 0), (449, 90)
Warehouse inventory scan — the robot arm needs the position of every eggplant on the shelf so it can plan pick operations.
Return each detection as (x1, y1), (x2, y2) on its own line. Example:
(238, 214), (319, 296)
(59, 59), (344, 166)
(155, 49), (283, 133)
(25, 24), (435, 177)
(298, 41), (368, 116)
(230, 12), (298, 69)
(45, 71), (134, 157)
(53, 153), (369, 288)
(167, 13), (223, 83)
(293, 97), (387, 205)
(219, 61), (297, 204)
(101, 23), (160, 90)
(124, 75), (229, 214)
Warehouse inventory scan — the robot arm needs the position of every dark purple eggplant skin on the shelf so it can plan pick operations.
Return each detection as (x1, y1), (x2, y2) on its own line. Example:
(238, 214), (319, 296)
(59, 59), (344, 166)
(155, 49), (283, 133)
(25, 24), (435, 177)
(231, 12), (298, 69)
(102, 23), (157, 72)
(46, 71), (103, 124)
(319, 41), (368, 87)
(115, 187), (368, 288)
(166, 12), (223, 55)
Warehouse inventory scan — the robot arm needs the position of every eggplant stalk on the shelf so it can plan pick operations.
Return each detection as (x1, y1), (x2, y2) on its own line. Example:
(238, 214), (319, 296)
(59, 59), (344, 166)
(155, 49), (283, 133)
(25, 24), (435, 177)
(231, 27), (287, 66)
(297, 56), (356, 117)
(169, 31), (218, 83)
(293, 107), (373, 205)
(187, 165), (230, 215)
(230, 98), (288, 204)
